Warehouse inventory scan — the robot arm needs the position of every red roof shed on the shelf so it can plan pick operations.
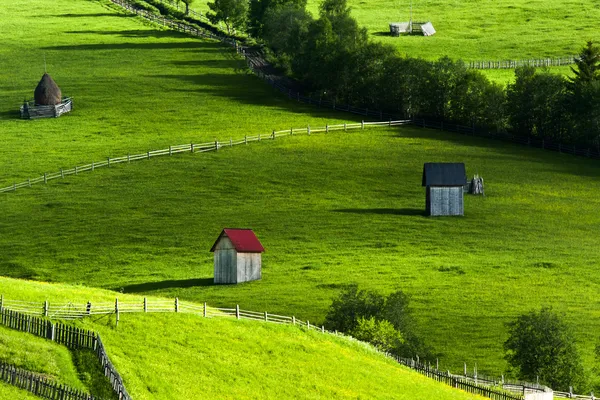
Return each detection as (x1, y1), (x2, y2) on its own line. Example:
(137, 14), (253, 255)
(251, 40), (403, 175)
(211, 229), (264, 284)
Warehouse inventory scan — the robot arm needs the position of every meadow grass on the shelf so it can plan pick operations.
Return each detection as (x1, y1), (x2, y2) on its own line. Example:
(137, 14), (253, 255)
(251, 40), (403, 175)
(2, 0), (600, 382)
(0, 325), (86, 390)
(0, 383), (40, 400)
(304, 0), (599, 62)
(0, 0), (356, 183)
(2, 125), (600, 375)
(0, 278), (486, 400)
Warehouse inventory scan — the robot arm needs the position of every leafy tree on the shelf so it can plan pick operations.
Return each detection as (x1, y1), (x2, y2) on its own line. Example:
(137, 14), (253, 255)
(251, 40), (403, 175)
(504, 307), (585, 391)
(323, 284), (384, 333)
(207, 0), (249, 34)
(180, 0), (194, 15)
(350, 317), (403, 353)
(262, 2), (311, 59)
(248, 0), (307, 38)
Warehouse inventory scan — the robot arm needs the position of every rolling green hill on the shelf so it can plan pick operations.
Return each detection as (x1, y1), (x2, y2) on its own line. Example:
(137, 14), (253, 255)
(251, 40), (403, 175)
(2, 0), (600, 387)
(0, 278), (486, 400)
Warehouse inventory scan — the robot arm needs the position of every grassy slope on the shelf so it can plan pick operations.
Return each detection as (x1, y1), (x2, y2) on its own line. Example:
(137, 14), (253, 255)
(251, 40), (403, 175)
(0, 383), (40, 400)
(0, 326), (86, 390)
(304, 0), (599, 62)
(0, 0), (356, 184)
(0, 278), (485, 400)
(2, 126), (600, 375)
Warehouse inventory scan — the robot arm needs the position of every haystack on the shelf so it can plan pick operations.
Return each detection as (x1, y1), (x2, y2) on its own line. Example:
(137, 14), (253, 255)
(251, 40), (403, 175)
(34, 73), (62, 105)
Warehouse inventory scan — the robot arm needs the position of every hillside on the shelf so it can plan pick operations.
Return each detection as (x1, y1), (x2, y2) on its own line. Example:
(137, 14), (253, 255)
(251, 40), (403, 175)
(303, 0), (599, 62)
(0, 278), (486, 399)
(2, 0), (600, 383)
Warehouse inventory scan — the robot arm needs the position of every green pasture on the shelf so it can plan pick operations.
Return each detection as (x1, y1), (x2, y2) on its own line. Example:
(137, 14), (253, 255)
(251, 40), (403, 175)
(0, 0), (355, 183)
(2, 0), (600, 386)
(2, 125), (600, 376)
(0, 325), (86, 390)
(0, 384), (40, 400)
(303, 0), (600, 62)
(0, 278), (485, 400)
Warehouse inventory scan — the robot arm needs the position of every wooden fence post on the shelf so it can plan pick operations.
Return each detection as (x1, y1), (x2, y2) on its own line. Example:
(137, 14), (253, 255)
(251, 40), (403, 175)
(60, 168), (64, 179)
(321, 326), (324, 333)
(236, 305), (240, 320)
(44, 301), (48, 317)
(86, 302), (91, 315)
(203, 302), (207, 317)
(115, 298), (119, 328)
(128, 153), (131, 162)
(326, 124), (329, 133)
(92, 161), (95, 171)
(107, 157), (111, 167)
(169, 146), (173, 156)
(190, 143), (194, 153)
(244, 136), (247, 145)
(28, 179), (31, 187)
(175, 297), (179, 312)
(147, 151), (150, 160)
(307, 125), (310, 136)
(272, 130), (275, 140)
(44, 173), (47, 184)
(307, 320), (310, 329)
(215, 140), (219, 150)
(290, 128), (293, 135)
(144, 297), (147, 312)
(264, 311), (268, 322)
(230, 138), (233, 146)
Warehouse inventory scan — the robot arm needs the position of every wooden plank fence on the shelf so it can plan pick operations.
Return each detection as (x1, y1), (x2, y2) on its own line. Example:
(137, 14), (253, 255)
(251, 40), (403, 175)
(0, 120), (409, 193)
(0, 307), (131, 400)
(0, 361), (95, 400)
(468, 56), (576, 70)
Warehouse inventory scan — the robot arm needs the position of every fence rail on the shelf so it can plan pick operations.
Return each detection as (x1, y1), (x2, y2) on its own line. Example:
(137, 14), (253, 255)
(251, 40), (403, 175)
(468, 56), (577, 70)
(0, 120), (409, 193)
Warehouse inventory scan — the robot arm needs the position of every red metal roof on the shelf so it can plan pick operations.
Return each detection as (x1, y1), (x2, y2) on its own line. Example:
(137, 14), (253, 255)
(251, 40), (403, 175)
(210, 229), (265, 253)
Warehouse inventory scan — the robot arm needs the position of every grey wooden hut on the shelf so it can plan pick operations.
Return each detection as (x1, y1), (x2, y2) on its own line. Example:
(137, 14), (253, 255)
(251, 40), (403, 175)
(422, 163), (466, 216)
(210, 229), (265, 284)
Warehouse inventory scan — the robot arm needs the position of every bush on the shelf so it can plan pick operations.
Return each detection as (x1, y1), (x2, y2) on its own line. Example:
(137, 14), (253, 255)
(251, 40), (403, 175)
(350, 317), (403, 353)
(504, 307), (585, 391)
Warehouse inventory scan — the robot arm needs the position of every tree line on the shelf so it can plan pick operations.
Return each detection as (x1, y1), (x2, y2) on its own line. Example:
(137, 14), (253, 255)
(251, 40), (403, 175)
(201, 0), (600, 151)
(324, 285), (597, 394)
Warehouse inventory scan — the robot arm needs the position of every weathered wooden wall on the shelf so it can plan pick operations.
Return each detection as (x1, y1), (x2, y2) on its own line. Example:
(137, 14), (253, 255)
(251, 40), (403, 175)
(214, 236), (238, 284)
(237, 253), (261, 283)
(426, 186), (464, 216)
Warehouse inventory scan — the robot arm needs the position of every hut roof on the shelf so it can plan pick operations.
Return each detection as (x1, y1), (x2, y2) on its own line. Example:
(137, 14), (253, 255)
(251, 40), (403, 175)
(210, 229), (265, 253)
(422, 163), (466, 186)
(34, 73), (62, 106)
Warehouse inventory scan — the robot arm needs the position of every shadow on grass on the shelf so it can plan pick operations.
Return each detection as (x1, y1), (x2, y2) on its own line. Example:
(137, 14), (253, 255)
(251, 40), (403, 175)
(41, 41), (224, 51)
(332, 208), (425, 216)
(48, 13), (132, 18)
(0, 110), (21, 120)
(66, 29), (190, 39)
(372, 31), (393, 37)
(118, 278), (213, 293)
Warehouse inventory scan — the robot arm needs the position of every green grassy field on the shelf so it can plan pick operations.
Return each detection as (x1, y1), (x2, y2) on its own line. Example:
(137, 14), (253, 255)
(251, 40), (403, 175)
(2, 0), (600, 388)
(303, 0), (599, 62)
(0, 326), (86, 390)
(0, 278), (486, 400)
(0, 383), (40, 400)
(0, 0), (356, 183)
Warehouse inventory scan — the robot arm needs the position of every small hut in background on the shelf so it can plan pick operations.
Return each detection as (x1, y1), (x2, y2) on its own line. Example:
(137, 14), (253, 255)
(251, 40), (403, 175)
(20, 73), (72, 119)
(210, 229), (265, 284)
(422, 163), (466, 216)
(389, 21), (436, 36)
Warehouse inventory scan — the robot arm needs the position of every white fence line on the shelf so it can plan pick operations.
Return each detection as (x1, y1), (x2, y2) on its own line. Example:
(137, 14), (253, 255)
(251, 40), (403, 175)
(0, 120), (410, 194)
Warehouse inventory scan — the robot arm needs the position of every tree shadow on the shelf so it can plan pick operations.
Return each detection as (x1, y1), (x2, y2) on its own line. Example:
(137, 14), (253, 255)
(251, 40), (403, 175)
(66, 29), (190, 39)
(332, 208), (425, 216)
(47, 13), (132, 18)
(42, 41), (220, 51)
(118, 278), (213, 293)
(0, 110), (21, 120)
(372, 31), (393, 37)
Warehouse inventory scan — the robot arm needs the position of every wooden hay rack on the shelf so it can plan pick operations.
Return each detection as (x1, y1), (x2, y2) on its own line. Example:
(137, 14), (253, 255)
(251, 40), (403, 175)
(20, 97), (73, 119)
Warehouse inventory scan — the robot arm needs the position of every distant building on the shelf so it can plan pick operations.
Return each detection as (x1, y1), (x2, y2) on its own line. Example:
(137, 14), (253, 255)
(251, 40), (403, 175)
(422, 163), (466, 216)
(389, 21), (436, 36)
(210, 229), (265, 284)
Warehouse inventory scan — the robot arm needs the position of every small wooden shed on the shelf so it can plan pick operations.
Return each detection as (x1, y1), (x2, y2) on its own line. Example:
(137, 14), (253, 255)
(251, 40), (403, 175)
(210, 229), (265, 284)
(422, 163), (466, 216)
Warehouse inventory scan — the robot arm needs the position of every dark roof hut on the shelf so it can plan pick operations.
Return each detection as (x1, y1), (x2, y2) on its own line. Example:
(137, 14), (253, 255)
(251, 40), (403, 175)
(210, 229), (265, 284)
(34, 73), (62, 105)
(422, 163), (466, 216)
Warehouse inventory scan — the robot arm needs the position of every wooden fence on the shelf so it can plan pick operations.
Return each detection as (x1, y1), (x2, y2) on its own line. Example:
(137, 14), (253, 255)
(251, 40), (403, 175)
(0, 296), (574, 400)
(0, 307), (131, 400)
(0, 361), (95, 400)
(468, 56), (576, 70)
(0, 120), (409, 193)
